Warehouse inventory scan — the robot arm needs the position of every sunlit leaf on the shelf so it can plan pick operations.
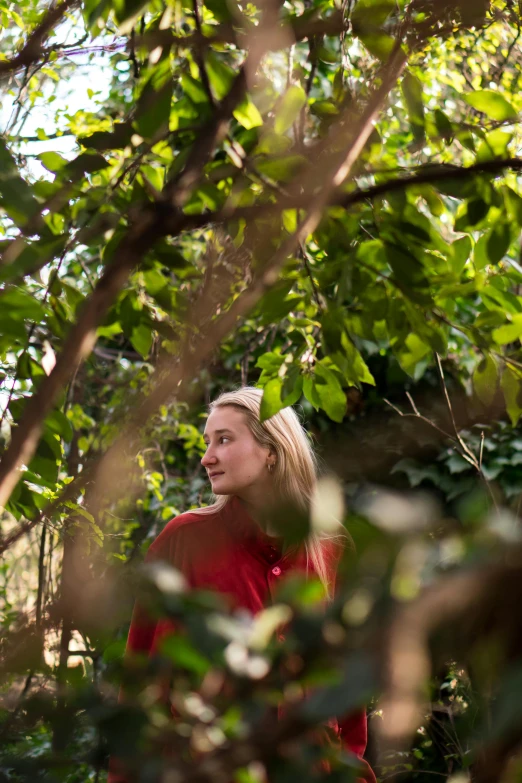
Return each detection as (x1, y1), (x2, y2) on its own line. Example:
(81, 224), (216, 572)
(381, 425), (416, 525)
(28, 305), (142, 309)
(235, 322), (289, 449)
(464, 90), (518, 122)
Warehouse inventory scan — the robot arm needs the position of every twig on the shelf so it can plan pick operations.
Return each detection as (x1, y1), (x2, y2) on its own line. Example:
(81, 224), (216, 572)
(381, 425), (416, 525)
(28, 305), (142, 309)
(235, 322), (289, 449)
(299, 242), (322, 311)
(383, 397), (477, 468)
(0, 0), (80, 76)
(434, 353), (478, 468)
(177, 156), (522, 235)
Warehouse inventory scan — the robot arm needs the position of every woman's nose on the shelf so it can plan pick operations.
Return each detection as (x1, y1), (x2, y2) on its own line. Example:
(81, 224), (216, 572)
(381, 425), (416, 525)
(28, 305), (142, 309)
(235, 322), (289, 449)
(201, 450), (217, 467)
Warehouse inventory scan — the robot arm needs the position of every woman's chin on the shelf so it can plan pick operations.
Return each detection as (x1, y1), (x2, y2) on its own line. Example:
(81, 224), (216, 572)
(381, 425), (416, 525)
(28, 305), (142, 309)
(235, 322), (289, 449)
(210, 477), (231, 494)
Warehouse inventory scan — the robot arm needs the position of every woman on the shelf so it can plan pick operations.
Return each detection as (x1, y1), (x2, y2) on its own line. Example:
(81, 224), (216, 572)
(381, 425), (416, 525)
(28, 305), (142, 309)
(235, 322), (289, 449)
(108, 387), (375, 783)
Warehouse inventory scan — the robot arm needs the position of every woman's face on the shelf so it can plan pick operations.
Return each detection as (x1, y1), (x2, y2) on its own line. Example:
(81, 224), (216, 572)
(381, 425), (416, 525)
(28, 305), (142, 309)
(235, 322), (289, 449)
(201, 406), (274, 498)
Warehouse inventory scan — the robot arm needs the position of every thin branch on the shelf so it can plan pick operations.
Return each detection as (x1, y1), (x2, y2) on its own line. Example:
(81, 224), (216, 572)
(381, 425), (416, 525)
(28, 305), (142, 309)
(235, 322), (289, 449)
(383, 397), (477, 467)
(299, 242), (322, 310)
(178, 156), (522, 234)
(434, 353), (478, 467)
(0, 0), (80, 76)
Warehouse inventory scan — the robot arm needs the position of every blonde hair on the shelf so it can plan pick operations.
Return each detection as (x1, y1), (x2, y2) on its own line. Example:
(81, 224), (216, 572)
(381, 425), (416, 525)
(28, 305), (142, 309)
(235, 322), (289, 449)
(191, 386), (347, 600)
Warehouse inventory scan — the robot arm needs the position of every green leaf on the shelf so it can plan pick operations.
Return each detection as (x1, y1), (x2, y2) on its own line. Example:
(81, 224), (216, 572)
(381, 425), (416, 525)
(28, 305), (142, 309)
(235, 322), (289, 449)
(260, 378), (284, 421)
(274, 86), (307, 135)
(451, 236), (472, 276)
(134, 58), (173, 139)
(464, 90), (518, 122)
(309, 100), (338, 117)
(255, 155), (306, 182)
(130, 324), (153, 357)
(0, 138), (39, 228)
(181, 73), (209, 104)
(357, 32), (397, 61)
(501, 367), (522, 426)
(303, 374), (321, 410)
(159, 635), (210, 675)
(65, 151), (109, 176)
(82, 0), (112, 35)
(1, 287), (46, 321)
(384, 243), (429, 291)
(252, 281), (301, 324)
(205, 52), (235, 101)
(351, 0), (394, 26)
(0, 235), (68, 283)
(38, 151), (68, 172)
(80, 123), (133, 151)
(454, 198), (490, 232)
(395, 333), (431, 379)
(113, 0), (150, 31)
(45, 410), (74, 443)
(334, 333), (376, 387)
(401, 71), (425, 144)
(492, 314), (522, 345)
(476, 130), (512, 162)
(204, 0), (233, 21)
(314, 363), (346, 423)
(281, 369), (303, 406)
(321, 307), (344, 354)
(486, 222), (511, 265)
(233, 97), (263, 130)
(351, 0), (396, 60)
(433, 109), (453, 143)
(473, 355), (498, 407)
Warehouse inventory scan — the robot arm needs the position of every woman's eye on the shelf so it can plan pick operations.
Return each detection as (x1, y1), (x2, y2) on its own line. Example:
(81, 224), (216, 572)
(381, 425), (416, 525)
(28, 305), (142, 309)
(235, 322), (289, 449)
(220, 436), (230, 444)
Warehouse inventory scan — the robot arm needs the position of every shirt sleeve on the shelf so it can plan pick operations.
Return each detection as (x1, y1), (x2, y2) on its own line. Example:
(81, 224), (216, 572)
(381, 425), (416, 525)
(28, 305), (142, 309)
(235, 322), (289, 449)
(338, 708), (377, 783)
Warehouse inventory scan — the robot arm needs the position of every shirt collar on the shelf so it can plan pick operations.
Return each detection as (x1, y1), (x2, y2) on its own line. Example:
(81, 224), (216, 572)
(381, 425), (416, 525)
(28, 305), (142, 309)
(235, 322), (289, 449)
(225, 495), (301, 563)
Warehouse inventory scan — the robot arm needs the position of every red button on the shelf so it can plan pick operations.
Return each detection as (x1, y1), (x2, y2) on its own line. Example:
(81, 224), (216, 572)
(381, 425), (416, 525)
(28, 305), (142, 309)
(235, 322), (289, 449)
(271, 566), (281, 576)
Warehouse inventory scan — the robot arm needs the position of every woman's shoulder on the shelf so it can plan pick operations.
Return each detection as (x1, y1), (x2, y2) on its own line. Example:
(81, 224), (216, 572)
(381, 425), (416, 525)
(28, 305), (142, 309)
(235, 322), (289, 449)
(148, 507), (221, 556)
(319, 530), (353, 564)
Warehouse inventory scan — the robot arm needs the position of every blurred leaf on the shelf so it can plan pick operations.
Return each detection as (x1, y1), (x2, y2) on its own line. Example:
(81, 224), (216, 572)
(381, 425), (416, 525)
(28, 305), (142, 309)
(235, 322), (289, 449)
(473, 354), (498, 406)
(260, 377), (284, 421)
(234, 97), (263, 130)
(1, 287), (46, 321)
(433, 108), (453, 142)
(464, 90), (518, 121)
(302, 653), (375, 722)
(159, 634), (211, 674)
(130, 324), (153, 357)
(451, 235), (472, 276)
(274, 86), (307, 135)
(0, 138), (39, 227)
(205, 52), (235, 101)
(80, 123), (133, 150)
(501, 366), (522, 425)
(401, 71), (425, 144)
(492, 314), (522, 344)
(38, 151), (68, 172)
(314, 362), (346, 422)
(134, 58), (173, 139)
(486, 222), (511, 265)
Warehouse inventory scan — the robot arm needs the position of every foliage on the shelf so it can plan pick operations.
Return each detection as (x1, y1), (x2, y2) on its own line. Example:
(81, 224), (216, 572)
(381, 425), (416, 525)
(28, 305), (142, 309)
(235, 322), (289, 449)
(1, 0), (522, 782)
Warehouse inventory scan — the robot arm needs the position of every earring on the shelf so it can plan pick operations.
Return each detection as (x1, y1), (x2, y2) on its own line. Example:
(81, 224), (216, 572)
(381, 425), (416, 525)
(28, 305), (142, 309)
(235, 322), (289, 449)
(268, 463), (274, 473)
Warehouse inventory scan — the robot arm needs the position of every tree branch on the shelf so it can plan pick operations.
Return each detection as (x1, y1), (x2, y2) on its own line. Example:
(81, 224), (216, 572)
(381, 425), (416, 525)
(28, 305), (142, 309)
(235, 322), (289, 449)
(0, 9), (275, 512)
(0, 0), (80, 76)
(180, 156), (522, 232)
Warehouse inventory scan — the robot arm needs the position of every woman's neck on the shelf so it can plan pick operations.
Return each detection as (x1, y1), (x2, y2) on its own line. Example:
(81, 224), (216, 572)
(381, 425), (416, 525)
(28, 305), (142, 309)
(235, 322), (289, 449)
(234, 494), (282, 537)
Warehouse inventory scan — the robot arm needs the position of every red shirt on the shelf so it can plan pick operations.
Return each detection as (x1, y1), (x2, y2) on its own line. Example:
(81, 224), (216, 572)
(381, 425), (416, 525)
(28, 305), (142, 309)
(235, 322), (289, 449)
(109, 496), (375, 783)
